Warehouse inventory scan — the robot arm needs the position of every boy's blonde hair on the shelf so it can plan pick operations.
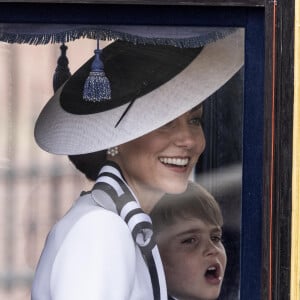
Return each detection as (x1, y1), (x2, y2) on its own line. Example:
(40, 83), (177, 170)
(150, 181), (223, 234)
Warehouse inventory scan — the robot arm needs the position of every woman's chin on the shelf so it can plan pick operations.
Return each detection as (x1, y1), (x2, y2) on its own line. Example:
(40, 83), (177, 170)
(162, 181), (188, 195)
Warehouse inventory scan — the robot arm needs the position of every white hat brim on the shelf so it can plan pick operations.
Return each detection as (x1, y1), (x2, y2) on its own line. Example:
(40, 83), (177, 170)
(34, 29), (244, 155)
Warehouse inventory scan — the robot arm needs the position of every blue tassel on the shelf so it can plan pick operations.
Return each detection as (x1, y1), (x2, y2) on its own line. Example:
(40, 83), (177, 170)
(83, 40), (111, 102)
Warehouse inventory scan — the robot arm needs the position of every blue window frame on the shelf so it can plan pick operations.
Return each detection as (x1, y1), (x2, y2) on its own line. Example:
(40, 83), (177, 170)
(0, 4), (265, 299)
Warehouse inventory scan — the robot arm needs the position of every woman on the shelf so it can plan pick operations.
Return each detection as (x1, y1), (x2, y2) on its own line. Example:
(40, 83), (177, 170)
(31, 28), (243, 300)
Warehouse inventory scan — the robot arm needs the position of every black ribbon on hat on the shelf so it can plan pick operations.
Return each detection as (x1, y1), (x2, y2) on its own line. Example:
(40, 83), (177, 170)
(60, 41), (203, 117)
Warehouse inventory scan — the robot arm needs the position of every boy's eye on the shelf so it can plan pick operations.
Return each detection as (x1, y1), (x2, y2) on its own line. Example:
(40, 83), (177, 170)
(182, 237), (197, 245)
(211, 235), (222, 243)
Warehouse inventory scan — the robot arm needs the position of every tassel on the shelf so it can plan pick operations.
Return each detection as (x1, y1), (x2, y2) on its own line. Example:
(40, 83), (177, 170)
(83, 39), (111, 102)
(53, 43), (71, 92)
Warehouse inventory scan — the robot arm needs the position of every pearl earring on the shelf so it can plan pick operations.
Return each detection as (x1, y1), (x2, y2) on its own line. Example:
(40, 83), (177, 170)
(107, 146), (119, 157)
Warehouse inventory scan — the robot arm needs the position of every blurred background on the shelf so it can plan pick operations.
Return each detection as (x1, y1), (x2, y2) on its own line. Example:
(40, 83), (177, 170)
(0, 32), (243, 300)
(0, 38), (108, 300)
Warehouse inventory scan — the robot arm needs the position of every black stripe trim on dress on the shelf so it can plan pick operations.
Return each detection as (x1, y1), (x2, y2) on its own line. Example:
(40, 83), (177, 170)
(94, 181), (118, 200)
(146, 253), (161, 300)
(93, 167), (162, 300)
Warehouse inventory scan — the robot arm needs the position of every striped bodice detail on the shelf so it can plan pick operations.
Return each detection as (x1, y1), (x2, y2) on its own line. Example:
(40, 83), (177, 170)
(91, 161), (167, 300)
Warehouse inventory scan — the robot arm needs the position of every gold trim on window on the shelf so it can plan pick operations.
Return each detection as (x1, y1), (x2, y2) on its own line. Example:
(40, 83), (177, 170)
(291, 1), (300, 298)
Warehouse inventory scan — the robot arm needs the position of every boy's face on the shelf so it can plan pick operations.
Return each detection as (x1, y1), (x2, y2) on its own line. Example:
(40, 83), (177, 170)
(156, 217), (227, 300)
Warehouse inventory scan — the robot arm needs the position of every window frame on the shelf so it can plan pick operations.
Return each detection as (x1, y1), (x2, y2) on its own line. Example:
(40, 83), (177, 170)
(0, 1), (294, 299)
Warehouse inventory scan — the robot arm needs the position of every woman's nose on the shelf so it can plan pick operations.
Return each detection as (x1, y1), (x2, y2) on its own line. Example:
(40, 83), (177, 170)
(173, 122), (205, 150)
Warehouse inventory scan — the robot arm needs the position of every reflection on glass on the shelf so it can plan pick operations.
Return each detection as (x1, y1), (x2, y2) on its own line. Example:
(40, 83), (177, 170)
(197, 68), (244, 299)
(0, 25), (244, 300)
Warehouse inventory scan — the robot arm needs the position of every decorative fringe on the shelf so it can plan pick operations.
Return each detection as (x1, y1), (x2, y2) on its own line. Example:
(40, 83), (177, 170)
(83, 40), (111, 102)
(0, 24), (236, 49)
(53, 43), (71, 92)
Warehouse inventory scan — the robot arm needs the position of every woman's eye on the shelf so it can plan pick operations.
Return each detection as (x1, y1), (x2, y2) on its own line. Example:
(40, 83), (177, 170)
(160, 120), (175, 129)
(189, 117), (203, 127)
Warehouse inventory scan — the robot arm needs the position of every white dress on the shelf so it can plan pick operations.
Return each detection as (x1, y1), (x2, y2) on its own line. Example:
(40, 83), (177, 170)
(31, 162), (167, 300)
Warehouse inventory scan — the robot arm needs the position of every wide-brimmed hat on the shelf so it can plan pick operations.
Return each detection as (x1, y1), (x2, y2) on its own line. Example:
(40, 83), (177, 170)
(34, 28), (244, 155)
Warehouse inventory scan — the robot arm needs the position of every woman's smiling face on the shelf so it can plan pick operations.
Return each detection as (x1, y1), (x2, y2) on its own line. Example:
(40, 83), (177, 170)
(113, 105), (205, 209)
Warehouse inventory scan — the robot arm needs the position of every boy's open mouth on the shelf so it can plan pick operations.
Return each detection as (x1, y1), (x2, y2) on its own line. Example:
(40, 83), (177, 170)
(204, 264), (222, 284)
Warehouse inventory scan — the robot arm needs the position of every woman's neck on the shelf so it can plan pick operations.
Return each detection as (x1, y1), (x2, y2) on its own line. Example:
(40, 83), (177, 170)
(107, 157), (165, 213)
(128, 182), (164, 214)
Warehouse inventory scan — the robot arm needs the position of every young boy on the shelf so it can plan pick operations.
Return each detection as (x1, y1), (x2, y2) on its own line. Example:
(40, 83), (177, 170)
(150, 181), (227, 300)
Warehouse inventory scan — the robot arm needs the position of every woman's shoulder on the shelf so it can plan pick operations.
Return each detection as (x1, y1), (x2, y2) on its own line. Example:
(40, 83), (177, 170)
(45, 197), (138, 300)
(57, 208), (133, 251)
(68, 206), (129, 237)
(48, 192), (132, 250)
